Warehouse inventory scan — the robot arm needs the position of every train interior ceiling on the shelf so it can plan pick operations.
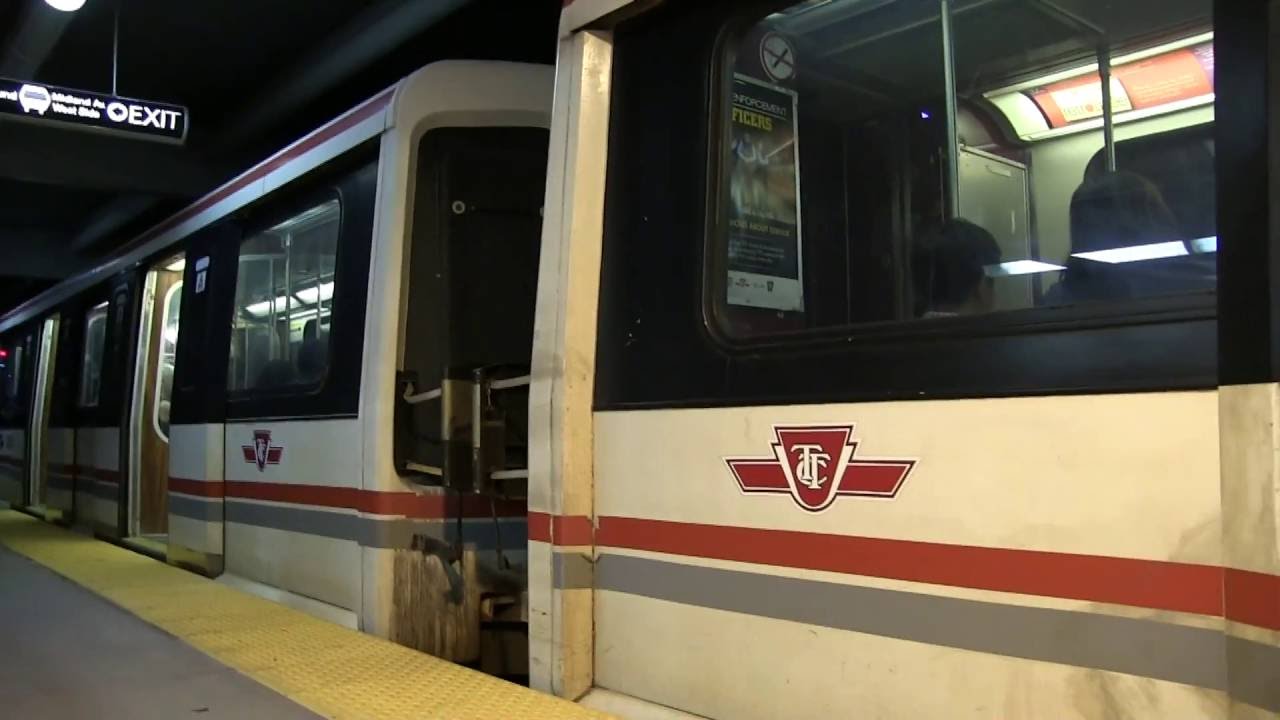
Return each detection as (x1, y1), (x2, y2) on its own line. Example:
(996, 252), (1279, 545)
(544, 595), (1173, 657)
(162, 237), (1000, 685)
(733, 0), (1214, 332)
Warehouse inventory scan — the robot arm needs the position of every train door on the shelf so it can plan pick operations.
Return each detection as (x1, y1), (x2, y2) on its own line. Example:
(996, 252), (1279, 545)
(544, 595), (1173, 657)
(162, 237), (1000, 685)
(126, 253), (185, 554)
(0, 330), (34, 505)
(44, 311), (81, 520)
(167, 223), (239, 575)
(96, 278), (141, 535)
(25, 314), (59, 515)
(72, 297), (113, 531)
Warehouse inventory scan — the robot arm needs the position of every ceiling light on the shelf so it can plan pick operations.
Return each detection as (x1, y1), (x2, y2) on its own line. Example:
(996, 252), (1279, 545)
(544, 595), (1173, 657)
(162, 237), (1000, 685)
(1072, 241), (1188, 264)
(1189, 236), (1218, 253)
(166, 259), (186, 272)
(44, 0), (86, 12)
(985, 260), (1065, 277)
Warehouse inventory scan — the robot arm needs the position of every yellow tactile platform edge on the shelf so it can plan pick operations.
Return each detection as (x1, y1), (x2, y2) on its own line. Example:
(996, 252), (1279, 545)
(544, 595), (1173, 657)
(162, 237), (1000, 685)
(0, 510), (611, 720)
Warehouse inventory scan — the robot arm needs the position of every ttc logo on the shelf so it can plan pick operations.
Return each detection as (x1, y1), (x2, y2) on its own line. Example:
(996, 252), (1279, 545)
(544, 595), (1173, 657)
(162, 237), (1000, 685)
(725, 424), (915, 512)
(241, 430), (283, 472)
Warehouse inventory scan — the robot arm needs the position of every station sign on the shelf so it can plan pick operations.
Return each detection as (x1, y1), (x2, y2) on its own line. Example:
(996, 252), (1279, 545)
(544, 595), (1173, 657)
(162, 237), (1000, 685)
(0, 78), (187, 144)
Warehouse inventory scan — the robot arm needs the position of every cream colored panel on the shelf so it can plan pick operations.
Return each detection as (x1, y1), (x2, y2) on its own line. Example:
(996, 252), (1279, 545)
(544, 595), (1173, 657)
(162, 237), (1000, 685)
(224, 516), (361, 611)
(595, 391), (1221, 564)
(171, 514), (221, 553)
(526, 30), (614, 699)
(1219, 384), (1280, 577)
(224, 419), (360, 487)
(169, 423), (223, 481)
(595, 590), (1226, 720)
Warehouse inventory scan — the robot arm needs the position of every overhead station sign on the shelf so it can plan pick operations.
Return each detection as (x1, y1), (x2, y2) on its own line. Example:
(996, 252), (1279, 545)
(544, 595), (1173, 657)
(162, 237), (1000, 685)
(0, 78), (187, 144)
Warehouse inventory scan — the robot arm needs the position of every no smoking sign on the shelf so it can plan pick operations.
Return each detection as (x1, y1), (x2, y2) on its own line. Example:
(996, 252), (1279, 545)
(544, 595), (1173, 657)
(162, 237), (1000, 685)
(759, 32), (796, 83)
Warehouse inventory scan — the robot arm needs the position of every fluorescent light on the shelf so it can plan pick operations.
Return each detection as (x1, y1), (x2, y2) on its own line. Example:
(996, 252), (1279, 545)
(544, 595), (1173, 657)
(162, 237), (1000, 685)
(245, 284), (334, 318)
(245, 297), (285, 317)
(985, 260), (1065, 277)
(44, 0), (86, 11)
(1072, 241), (1188, 264)
(293, 281), (334, 305)
(166, 259), (186, 272)
(1190, 235), (1218, 253)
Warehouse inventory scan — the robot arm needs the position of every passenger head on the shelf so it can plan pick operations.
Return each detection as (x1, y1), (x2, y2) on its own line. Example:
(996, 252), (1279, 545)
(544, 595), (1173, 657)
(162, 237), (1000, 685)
(1055, 171), (1181, 303)
(1069, 171), (1179, 254)
(914, 219), (1001, 316)
(297, 340), (326, 383)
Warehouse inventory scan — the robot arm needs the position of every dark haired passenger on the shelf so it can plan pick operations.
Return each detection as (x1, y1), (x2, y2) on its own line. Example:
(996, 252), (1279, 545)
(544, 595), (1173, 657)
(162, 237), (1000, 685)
(1046, 171), (1184, 305)
(914, 219), (1002, 318)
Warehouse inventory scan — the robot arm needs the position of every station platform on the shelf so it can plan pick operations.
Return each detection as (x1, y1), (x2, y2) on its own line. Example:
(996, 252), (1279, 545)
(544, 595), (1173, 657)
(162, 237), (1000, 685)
(0, 510), (611, 719)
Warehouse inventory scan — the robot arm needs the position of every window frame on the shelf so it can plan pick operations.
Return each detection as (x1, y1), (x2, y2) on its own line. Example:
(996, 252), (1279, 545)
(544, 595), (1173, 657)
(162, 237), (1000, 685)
(78, 300), (110, 408)
(226, 190), (343, 400)
(220, 146), (378, 422)
(151, 279), (182, 441)
(701, 0), (1218, 354)
(592, 0), (1226, 412)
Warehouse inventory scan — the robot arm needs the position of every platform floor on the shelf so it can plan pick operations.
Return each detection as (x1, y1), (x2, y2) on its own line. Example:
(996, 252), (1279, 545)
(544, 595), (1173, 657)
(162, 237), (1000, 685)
(0, 510), (610, 720)
(0, 545), (321, 719)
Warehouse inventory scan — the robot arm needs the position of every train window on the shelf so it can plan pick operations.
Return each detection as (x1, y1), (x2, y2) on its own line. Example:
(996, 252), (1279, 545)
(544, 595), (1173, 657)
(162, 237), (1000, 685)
(153, 280), (182, 439)
(228, 198), (340, 393)
(0, 340), (21, 424)
(1, 343), (18, 403)
(711, 0), (1215, 340)
(78, 302), (108, 407)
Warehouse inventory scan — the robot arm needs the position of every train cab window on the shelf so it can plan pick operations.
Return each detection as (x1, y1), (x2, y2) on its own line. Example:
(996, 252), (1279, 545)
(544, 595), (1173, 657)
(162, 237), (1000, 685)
(712, 0), (1215, 340)
(78, 301), (108, 407)
(228, 199), (340, 393)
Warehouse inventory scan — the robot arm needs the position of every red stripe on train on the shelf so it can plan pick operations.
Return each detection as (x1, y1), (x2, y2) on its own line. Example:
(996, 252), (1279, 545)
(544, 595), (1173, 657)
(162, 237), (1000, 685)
(527, 511), (593, 545)
(169, 477), (224, 498)
(532, 513), (1280, 629)
(595, 516), (1225, 619)
(1224, 567), (1280, 631)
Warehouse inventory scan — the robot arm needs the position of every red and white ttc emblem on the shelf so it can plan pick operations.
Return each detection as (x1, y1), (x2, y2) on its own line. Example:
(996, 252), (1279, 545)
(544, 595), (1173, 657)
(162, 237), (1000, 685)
(242, 430), (283, 472)
(725, 424), (915, 512)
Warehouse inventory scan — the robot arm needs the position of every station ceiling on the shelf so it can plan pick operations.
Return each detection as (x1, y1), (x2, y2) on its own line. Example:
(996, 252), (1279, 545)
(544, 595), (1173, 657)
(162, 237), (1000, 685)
(0, 0), (560, 315)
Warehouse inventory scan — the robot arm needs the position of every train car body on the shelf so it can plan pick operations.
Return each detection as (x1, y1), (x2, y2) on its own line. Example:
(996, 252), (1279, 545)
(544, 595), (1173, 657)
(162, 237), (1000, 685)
(0, 60), (552, 672)
(527, 0), (1280, 718)
(3, 0), (1280, 717)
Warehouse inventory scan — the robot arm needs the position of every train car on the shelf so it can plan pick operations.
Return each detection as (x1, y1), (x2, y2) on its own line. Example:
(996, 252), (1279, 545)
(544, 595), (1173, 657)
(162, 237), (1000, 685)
(526, 0), (1279, 717)
(0, 59), (554, 679)
(5, 0), (1279, 717)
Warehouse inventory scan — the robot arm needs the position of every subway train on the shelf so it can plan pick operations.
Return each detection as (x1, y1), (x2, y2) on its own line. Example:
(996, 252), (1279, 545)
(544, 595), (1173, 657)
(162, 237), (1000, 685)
(2, 0), (1276, 717)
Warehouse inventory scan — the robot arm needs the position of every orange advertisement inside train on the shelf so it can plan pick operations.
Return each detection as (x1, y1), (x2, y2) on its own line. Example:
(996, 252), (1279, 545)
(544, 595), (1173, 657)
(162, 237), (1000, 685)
(1029, 43), (1214, 129)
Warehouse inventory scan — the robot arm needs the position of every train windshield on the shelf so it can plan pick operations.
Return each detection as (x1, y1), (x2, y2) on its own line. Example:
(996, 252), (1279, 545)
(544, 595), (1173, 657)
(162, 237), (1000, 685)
(715, 0), (1215, 338)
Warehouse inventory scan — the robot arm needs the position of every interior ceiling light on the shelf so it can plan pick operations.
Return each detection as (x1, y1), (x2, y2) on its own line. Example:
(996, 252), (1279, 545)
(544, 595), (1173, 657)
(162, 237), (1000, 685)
(985, 260), (1065, 277)
(1072, 241), (1188, 264)
(44, 0), (86, 12)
